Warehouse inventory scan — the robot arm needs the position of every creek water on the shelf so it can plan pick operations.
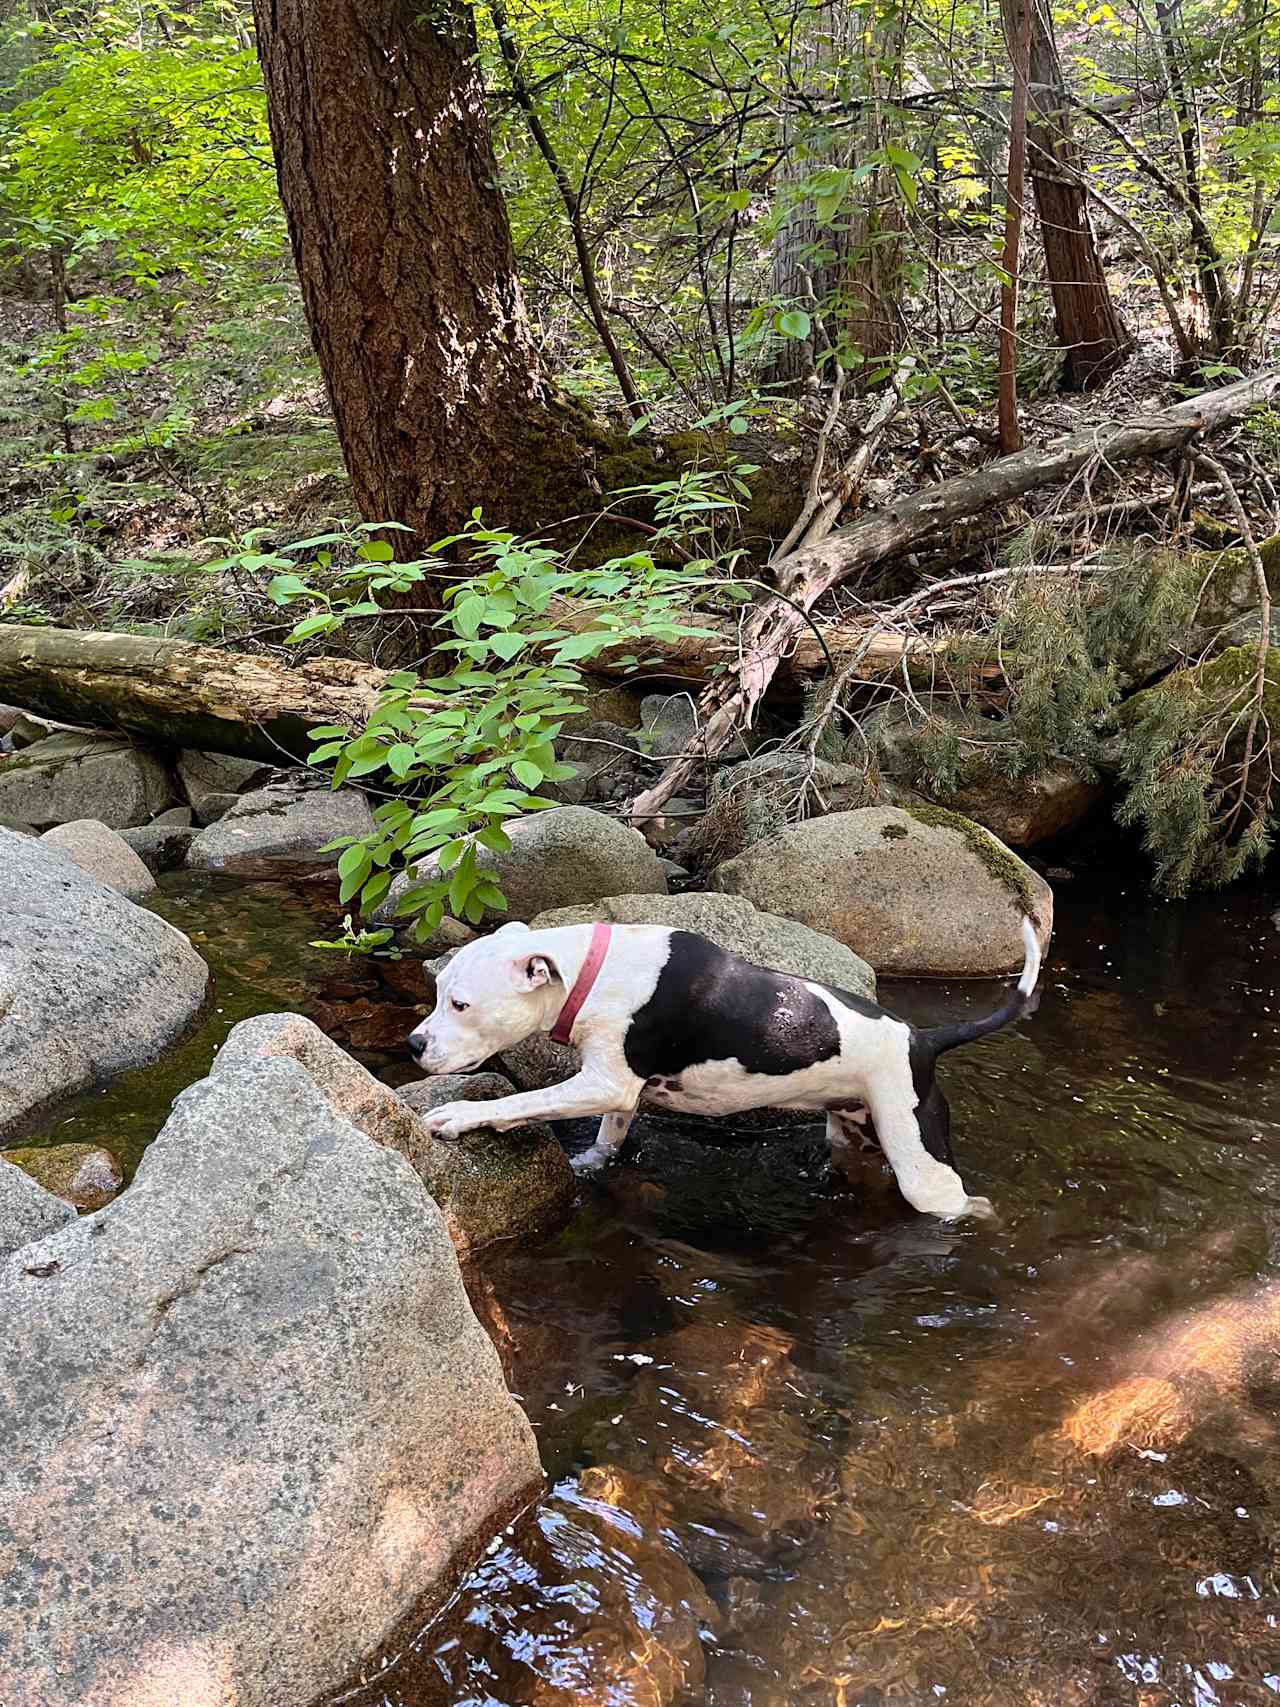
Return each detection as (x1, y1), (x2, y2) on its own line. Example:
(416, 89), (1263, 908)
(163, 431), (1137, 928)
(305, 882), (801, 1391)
(28, 870), (1280, 1705)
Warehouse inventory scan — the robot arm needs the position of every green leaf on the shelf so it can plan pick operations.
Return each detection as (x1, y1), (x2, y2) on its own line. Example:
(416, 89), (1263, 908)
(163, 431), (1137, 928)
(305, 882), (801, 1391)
(454, 595), (485, 638)
(777, 309), (811, 340)
(386, 742), (416, 778)
(511, 758), (543, 788)
(357, 539), (396, 562)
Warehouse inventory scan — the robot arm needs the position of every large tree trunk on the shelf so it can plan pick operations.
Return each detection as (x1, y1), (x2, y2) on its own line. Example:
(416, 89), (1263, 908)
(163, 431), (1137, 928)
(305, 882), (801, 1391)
(1021, 0), (1131, 389)
(251, 0), (591, 558)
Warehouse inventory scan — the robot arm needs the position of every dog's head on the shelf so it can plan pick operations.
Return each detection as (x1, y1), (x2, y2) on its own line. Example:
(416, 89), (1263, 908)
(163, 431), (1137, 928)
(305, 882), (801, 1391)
(407, 921), (563, 1074)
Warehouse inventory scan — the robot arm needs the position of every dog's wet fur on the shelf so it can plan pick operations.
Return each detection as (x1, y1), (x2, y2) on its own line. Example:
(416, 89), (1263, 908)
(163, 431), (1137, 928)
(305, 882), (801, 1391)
(408, 916), (1043, 1220)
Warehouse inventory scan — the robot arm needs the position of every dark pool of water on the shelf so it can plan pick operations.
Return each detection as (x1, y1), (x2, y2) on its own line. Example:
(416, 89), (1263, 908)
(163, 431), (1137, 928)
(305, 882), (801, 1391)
(328, 878), (1280, 1707)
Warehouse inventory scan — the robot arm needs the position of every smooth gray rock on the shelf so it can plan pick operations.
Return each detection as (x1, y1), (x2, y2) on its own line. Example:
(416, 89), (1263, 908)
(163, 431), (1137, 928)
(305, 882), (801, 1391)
(376, 805), (667, 928)
(641, 692), (700, 754)
(0, 1157), (76, 1258)
(0, 1056), (542, 1707)
(150, 804), (194, 827)
(500, 891), (876, 1092)
(0, 730), (174, 828)
(186, 780), (375, 877)
(119, 822), (199, 874)
(709, 805), (1053, 976)
(176, 749), (275, 822)
(40, 818), (157, 900)
(0, 828), (209, 1139)
(215, 1014), (570, 1257)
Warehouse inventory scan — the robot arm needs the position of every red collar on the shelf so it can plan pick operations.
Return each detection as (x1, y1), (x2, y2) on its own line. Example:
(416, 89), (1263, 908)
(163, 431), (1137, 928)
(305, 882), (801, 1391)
(550, 922), (612, 1045)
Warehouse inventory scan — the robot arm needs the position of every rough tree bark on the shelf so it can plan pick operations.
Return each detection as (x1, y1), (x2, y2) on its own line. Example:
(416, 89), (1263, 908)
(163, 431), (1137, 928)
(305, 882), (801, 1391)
(1020, 0), (1131, 389)
(251, 0), (593, 560)
(0, 628), (395, 762)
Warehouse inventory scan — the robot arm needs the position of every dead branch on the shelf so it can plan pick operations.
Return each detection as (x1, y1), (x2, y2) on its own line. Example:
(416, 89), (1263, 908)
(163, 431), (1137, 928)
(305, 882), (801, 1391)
(627, 370), (1280, 835)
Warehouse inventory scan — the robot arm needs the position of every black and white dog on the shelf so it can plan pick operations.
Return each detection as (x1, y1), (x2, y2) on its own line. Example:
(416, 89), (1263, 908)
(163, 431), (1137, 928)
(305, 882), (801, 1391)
(408, 916), (1043, 1220)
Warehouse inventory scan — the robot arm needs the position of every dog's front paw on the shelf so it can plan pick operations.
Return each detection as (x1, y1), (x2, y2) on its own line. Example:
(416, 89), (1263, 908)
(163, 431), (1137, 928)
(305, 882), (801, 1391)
(420, 1101), (477, 1140)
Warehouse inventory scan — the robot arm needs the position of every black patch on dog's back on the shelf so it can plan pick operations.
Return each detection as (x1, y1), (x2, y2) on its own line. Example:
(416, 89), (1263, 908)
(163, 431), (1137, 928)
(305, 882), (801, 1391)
(624, 931), (843, 1081)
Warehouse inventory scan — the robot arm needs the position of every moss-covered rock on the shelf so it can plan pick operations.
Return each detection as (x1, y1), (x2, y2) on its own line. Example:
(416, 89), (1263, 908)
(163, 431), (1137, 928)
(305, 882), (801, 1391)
(708, 804), (1052, 977)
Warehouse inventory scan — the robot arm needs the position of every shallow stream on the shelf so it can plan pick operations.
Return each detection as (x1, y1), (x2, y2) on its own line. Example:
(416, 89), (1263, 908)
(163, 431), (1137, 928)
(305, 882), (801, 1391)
(29, 871), (1280, 1705)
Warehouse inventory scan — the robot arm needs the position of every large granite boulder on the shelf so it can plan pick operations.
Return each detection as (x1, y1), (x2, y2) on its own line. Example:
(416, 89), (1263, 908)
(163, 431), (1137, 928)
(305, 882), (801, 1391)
(0, 1156), (75, 1258)
(0, 1055), (542, 1707)
(376, 805), (667, 928)
(215, 1013), (572, 1257)
(709, 805), (1052, 977)
(499, 890), (875, 1093)
(186, 779), (375, 877)
(0, 828), (209, 1139)
(0, 730), (173, 828)
(40, 818), (156, 899)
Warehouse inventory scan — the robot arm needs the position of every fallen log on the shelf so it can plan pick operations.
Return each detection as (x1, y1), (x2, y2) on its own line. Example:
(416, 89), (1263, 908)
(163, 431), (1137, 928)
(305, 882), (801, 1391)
(0, 627), (393, 762)
(629, 369), (1280, 832)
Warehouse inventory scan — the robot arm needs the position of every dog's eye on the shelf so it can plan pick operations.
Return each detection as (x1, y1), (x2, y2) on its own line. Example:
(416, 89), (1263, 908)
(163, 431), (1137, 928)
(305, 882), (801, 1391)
(451, 998), (470, 1013)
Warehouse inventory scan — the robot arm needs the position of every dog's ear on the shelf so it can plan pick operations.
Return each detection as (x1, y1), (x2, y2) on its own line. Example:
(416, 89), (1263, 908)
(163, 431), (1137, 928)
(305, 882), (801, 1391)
(491, 920), (532, 939)
(512, 952), (558, 991)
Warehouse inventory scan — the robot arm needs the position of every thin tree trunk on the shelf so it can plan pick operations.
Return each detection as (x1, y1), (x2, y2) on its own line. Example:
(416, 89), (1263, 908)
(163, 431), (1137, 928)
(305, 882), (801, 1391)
(1022, 0), (1131, 389)
(488, 0), (642, 416)
(1155, 0), (1239, 361)
(251, 0), (592, 566)
(997, 0), (1032, 452)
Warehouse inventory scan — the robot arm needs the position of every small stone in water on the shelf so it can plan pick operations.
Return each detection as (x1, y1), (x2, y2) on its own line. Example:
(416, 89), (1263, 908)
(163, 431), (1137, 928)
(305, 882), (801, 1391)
(0, 1142), (123, 1211)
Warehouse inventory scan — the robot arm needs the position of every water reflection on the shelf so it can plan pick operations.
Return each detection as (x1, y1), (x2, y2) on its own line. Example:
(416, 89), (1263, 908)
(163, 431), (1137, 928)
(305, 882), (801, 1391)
(339, 880), (1280, 1707)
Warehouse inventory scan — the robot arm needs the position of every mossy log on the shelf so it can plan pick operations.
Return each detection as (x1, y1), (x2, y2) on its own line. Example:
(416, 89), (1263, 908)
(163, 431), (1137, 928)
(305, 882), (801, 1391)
(0, 627), (397, 762)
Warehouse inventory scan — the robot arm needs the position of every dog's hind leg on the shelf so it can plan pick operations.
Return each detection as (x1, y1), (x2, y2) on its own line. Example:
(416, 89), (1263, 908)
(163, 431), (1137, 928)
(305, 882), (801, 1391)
(862, 1080), (993, 1221)
(571, 1111), (636, 1175)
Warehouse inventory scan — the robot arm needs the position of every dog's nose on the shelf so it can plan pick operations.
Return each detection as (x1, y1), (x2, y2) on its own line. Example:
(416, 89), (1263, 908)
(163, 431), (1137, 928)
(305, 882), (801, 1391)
(408, 1034), (427, 1060)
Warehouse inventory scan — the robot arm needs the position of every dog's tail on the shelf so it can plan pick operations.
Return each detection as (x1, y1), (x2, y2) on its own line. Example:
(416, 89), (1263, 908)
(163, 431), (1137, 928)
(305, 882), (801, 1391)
(918, 916), (1042, 1059)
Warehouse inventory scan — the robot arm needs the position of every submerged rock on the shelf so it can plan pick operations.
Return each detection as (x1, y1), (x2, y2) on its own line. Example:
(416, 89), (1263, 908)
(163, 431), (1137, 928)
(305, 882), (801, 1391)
(582, 1315), (831, 1575)
(390, 1479), (717, 1706)
(0, 1055), (542, 1707)
(0, 1156), (76, 1258)
(215, 1014), (571, 1256)
(0, 729), (173, 829)
(709, 804), (1052, 976)
(0, 828), (209, 1140)
(40, 818), (157, 900)
(377, 805), (667, 928)
(186, 779), (375, 877)
(1, 1142), (122, 1211)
